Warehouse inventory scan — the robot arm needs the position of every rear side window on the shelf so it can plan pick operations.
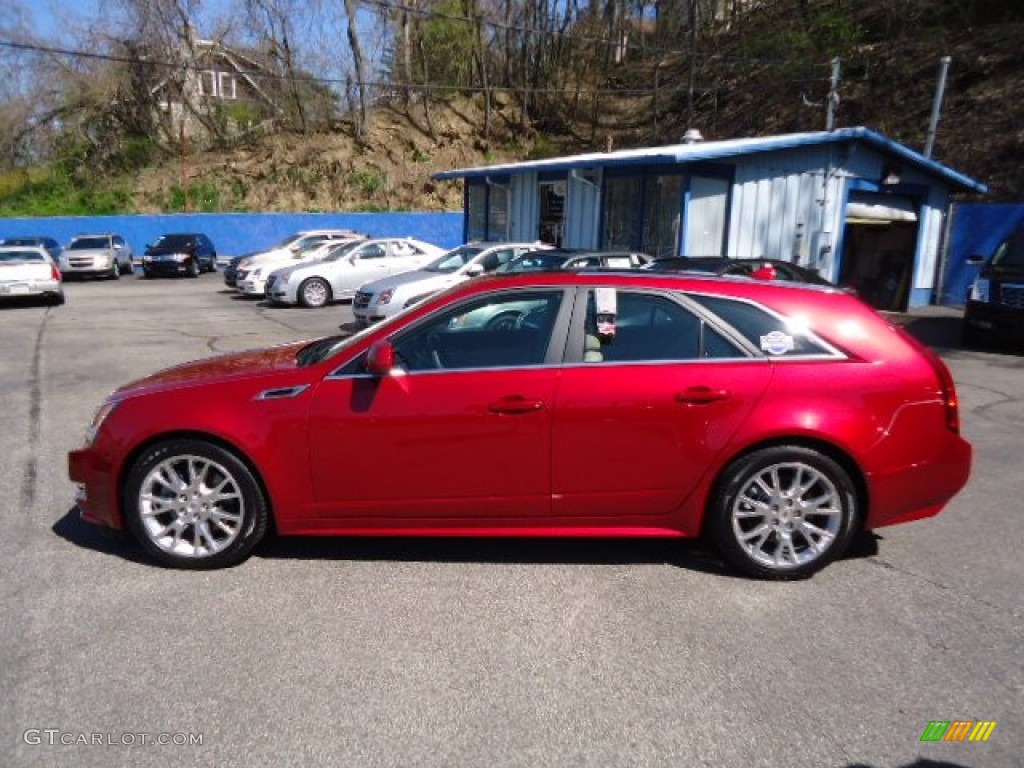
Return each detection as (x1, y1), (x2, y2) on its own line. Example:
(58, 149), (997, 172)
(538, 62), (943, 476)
(689, 294), (836, 357)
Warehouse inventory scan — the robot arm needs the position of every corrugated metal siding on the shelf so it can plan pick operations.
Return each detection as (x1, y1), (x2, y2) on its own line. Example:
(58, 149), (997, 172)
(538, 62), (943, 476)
(727, 157), (841, 276)
(509, 173), (539, 242)
(564, 169), (602, 249)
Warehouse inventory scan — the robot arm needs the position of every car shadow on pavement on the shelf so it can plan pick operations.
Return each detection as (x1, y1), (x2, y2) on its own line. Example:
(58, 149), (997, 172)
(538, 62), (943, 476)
(52, 508), (880, 576)
(51, 507), (151, 566)
(845, 760), (972, 768)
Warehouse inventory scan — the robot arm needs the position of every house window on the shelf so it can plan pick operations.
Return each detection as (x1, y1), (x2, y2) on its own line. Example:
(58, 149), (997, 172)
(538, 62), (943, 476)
(219, 73), (237, 100)
(199, 71), (217, 97)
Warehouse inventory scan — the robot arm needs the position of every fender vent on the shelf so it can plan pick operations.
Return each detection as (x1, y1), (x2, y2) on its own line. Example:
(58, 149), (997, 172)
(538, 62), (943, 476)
(255, 385), (309, 400)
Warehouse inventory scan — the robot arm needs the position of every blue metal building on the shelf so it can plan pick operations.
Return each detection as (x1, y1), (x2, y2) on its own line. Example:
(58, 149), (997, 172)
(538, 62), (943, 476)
(435, 127), (987, 310)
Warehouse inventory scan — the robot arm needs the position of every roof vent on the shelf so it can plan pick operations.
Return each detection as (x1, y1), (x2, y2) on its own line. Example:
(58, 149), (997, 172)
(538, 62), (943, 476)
(682, 128), (704, 144)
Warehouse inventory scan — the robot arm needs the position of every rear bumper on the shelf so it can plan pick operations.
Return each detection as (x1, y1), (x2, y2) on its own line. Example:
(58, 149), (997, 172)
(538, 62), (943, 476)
(0, 278), (62, 298)
(866, 433), (972, 528)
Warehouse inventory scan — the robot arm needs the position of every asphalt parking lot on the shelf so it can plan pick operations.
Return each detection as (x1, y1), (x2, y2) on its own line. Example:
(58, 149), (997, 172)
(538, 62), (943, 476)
(1, 273), (1021, 767)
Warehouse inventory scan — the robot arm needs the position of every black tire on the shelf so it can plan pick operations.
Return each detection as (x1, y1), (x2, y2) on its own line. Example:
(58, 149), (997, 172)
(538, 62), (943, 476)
(187, 258), (200, 278)
(298, 277), (331, 308)
(143, 268), (154, 279)
(961, 321), (982, 349)
(50, 292), (65, 306)
(708, 446), (859, 580)
(109, 261), (120, 280)
(123, 438), (269, 569)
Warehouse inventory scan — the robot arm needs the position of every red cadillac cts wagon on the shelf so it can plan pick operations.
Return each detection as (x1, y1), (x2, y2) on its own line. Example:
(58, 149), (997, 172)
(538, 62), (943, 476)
(68, 270), (971, 578)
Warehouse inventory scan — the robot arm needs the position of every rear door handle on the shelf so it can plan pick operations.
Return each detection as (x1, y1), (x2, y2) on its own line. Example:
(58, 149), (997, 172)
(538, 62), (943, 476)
(489, 396), (546, 414)
(675, 386), (730, 405)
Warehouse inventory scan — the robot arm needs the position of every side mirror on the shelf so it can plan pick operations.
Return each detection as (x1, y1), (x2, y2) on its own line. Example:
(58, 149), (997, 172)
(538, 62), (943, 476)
(365, 340), (396, 376)
(750, 264), (778, 281)
(464, 263), (485, 277)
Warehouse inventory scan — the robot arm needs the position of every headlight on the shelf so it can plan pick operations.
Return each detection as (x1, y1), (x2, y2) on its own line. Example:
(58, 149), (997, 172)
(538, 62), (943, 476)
(172, 253), (190, 262)
(278, 273), (291, 285)
(142, 255), (152, 263)
(970, 278), (990, 302)
(85, 400), (119, 446)
(239, 258), (252, 269)
(378, 288), (395, 305)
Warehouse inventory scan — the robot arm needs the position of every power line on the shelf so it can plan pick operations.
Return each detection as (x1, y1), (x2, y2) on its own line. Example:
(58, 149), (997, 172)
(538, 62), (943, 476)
(0, 38), (826, 99)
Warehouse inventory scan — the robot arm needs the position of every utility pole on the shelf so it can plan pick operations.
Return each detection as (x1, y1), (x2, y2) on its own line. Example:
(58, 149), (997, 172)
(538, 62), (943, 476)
(826, 57), (841, 131)
(924, 56), (952, 158)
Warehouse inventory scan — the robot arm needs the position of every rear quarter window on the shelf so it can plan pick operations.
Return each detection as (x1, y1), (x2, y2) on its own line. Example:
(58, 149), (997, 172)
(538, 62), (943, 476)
(689, 294), (838, 357)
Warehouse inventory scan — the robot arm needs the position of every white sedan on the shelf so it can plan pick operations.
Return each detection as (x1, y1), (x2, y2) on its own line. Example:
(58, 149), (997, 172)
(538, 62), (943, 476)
(266, 237), (445, 308)
(352, 241), (548, 326)
(0, 246), (64, 305)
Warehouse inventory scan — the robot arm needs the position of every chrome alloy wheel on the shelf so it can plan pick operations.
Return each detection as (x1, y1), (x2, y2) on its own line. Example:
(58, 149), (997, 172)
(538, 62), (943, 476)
(730, 461), (843, 570)
(138, 454), (245, 559)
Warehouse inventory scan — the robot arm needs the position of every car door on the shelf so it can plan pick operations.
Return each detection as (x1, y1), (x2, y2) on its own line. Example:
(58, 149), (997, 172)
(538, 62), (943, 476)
(550, 287), (773, 525)
(328, 241), (389, 297)
(307, 288), (569, 523)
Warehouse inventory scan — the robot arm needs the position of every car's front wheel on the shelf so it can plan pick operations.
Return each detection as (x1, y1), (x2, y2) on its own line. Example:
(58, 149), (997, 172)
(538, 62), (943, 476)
(187, 258), (200, 278)
(123, 439), (269, 569)
(708, 446), (859, 579)
(298, 277), (331, 308)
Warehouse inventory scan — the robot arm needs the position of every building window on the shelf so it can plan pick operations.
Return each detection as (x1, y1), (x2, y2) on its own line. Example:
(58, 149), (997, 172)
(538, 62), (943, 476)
(643, 174), (684, 258)
(199, 71), (217, 97)
(487, 183), (509, 240)
(603, 175), (642, 249)
(467, 183), (487, 241)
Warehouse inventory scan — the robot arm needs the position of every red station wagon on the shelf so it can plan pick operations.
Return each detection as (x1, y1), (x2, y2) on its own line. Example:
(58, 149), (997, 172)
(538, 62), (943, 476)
(68, 270), (971, 578)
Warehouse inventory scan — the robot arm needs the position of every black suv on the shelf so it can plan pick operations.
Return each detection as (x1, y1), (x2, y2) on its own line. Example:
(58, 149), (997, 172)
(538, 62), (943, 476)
(142, 233), (217, 278)
(963, 226), (1024, 347)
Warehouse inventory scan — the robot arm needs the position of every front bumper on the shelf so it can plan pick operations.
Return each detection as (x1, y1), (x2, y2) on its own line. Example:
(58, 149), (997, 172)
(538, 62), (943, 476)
(237, 276), (267, 296)
(143, 260), (191, 276)
(68, 446), (121, 529)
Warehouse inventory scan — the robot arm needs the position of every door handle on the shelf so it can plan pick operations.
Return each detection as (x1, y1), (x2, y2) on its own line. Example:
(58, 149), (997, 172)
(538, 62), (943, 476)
(489, 396), (546, 414)
(675, 386), (730, 405)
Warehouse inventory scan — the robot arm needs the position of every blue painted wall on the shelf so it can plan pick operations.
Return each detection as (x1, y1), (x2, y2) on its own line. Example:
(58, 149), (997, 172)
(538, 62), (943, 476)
(0, 212), (463, 259)
(942, 203), (1024, 305)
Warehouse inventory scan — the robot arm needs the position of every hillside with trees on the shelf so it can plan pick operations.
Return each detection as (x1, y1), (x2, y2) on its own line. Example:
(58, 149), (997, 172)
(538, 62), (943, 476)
(0, 0), (1021, 216)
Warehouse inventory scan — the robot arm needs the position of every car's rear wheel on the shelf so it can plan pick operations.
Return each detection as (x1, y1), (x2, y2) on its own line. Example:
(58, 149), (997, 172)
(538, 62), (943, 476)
(708, 446), (859, 579)
(124, 439), (269, 569)
(299, 277), (331, 308)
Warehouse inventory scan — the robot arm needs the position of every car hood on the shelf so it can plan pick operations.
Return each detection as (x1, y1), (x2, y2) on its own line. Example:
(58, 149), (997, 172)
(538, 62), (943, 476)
(362, 270), (460, 294)
(113, 342), (308, 398)
(273, 261), (327, 280)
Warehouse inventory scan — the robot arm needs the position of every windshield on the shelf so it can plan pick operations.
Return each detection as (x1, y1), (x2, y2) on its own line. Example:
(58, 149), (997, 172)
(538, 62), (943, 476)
(273, 234), (304, 249)
(69, 236), (112, 250)
(424, 246), (484, 273)
(1, 238), (42, 247)
(992, 232), (1024, 269)
(152, 234), (195, 248)
(324, 240), (366, 262)
(498, 252), (569, 273)
(0, 250), (47, 263)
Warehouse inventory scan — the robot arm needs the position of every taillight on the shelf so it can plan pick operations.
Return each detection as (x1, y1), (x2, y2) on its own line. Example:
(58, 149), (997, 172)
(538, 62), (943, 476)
(897, 326), (960, 433)
(52, 265), (62, 281)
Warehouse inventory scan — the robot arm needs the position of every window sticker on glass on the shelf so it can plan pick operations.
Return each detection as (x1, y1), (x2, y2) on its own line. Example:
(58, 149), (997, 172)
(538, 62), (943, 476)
(760, 330), (795, 355)
(595, 287), (618, 338)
